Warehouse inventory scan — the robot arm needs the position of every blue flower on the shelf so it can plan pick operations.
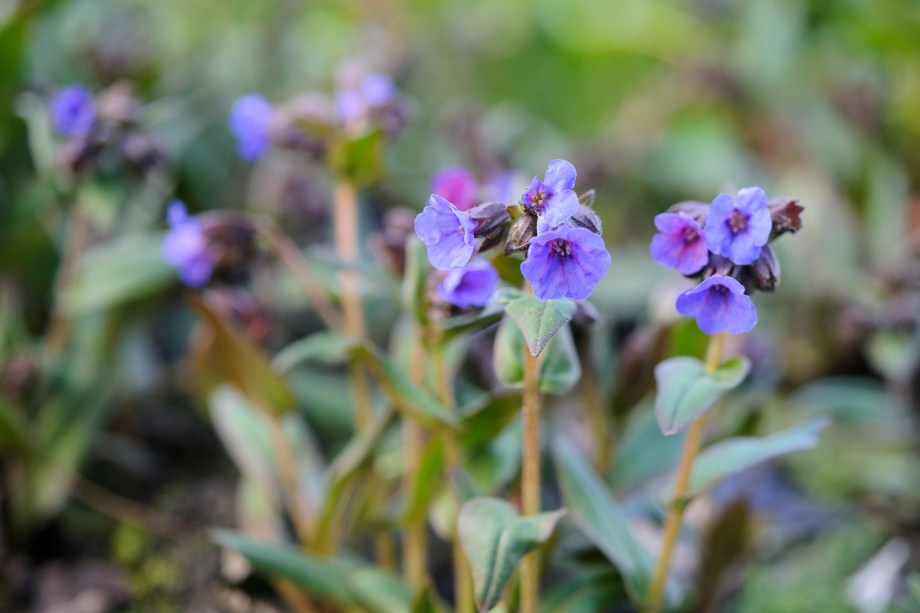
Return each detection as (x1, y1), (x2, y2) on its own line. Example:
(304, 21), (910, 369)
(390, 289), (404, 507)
(335, 73), (397, 125)
(162, 201), (215, 287)
(704, 187), (772, 265)
(520, 225), (610, 300)
(414, 195), (478, 270)
(437, 258), (499, 308)
(50, 85), (95, 136)
(675, 275), (757, 334)
(650, 213), (709, 275)
(229, 94), (274, 161)
(431, 166), (479, 212)
(522, 159), (580, 233)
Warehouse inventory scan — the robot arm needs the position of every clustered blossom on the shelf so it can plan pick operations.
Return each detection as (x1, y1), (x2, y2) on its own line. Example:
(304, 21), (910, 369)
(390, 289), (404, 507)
(415, 158), (611, 306)
(650, 187), (804, 334)
(162, 201), (215, 288)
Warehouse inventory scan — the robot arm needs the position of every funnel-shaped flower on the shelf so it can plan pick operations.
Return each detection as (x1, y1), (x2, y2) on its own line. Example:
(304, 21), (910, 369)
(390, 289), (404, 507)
(704, 187), (771, 265)
(522, 159), (580, 234)
(650, 213), (708, 275)
(675, 275), (757, 334)
(437, 258), (499, 308)
(162, 201), (215, 287)
(521, 225), (610, 300)
(50, 85), (95, 137)
(414, 195), (477, 270)
(229, 94), (273, 161)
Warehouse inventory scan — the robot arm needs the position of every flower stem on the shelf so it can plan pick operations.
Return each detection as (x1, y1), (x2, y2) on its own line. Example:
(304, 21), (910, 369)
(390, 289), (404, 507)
(403, 331), (429, 589)
(265, 414), (314, 547)
(520, 326), (542, 613)
(646, 332), (726, 613)
(430, 330), (475, 613)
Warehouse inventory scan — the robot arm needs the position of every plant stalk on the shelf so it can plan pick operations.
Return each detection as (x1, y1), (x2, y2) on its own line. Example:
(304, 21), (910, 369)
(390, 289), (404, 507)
(520, 329), (542, 613)
(403, 332), (429, 590)
(646, 332), (726, 613)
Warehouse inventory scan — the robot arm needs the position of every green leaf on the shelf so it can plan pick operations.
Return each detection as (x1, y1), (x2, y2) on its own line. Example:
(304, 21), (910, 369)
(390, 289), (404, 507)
(458, 390), (522, 450)
(0, 397), (31, 457)
(503, 293), (576, 357)
(328, 128), (386, 187)
(553, 439), (656, 603)
(458, 497), (565, 611)
(439, 305), (505, 343)
(404, 437), (446, 523)
(493, 316), (581, 394)
(661, 419), (828, 501)
(273, 331), (353, 373)
(609, 407), (686, 492)
(190, 297), (295, 415)
(63, 232), (174, 315)
(654, 356), (750, 435)
(401, 237), (430, 327)
(348, 568), (414, 613)
(410, 586), (444, 613)
(352, 344), (458, 429)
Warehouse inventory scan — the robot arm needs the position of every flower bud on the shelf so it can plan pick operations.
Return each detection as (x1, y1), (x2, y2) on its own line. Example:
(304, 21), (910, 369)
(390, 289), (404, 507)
(199, 212), (257, 271)
(667, 200), (709, 223)
(504, 212), (537, 255)
(95, 82), (142, 126)
(469, 201), (511, 253)
(768, 198), (804, 238)
(121, 131), (164, 176)
(699, 253), (738, 280)
(567, 204), (602, 235)
(748, 245), (781, 292)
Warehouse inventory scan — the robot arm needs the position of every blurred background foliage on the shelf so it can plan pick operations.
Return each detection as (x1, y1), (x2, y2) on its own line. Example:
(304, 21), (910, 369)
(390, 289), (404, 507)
(1, 0), (920, 611)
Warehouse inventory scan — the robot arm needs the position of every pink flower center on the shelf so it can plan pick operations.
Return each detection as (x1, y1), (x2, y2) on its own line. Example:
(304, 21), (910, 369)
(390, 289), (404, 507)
(728, 210), (748, 234)
(682, 225), (699, 242)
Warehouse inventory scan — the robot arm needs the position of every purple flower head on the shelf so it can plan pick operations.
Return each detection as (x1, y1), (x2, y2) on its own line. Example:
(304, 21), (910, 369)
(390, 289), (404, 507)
(650, 213), (709, 275)
(162, 201), (215, 288)
(229, 94), (274, 161)
(704, 187), (772, 265)
(50, 85), (95, 137)
(521, 225), (611, 300)
(431, 166), (479, 211)
(522, 159), (580, 234)
(335, 73), (397, 125)
(485, 171), (523, 205)
(675, 275), (757, 335)
(437, 258), (499, 308)
(414, 194), (477, 270)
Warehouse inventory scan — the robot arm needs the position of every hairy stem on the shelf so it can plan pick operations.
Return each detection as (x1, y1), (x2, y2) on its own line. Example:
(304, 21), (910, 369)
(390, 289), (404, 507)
(646, 332), (726, 612)
(520, 329), (542, 613)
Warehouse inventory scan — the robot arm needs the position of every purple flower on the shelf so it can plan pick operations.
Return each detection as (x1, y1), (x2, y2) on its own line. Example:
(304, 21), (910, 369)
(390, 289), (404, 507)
(431, 166), (479, 211)
(650, 213), (709, 275)
(520, 226), (611, 300)
(675, 275), (757, 335)
(522, 159), (580, 234)
(162, 201), (215, 287)
(704, 187), (772, 265)
(437, 258), (499, 308)
(414, 195), (478, 270)
(335, 73), (397, 125)
(50, 85), (95, 136)
(485, 170), (523, 205)
(229, 94), (274, 161)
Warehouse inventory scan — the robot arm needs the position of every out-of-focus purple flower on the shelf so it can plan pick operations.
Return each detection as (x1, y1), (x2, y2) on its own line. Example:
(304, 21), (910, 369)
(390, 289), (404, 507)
(50, 85), (95, 136)
(675, 275), (757, 335)
(650, 213), (709, 275)
(162, 201), (215, 287)
(522, 159), (580, 234)
(431, 166), (479, 211)
(704, 187), (772, 265)
(414, 194), (477, 270)
(229, 94), (274, 161)
(521, 225), (610, 300)
(485, 171), (524, 205)
(335, 73), (397, 125)
(437, 258), (499, 308)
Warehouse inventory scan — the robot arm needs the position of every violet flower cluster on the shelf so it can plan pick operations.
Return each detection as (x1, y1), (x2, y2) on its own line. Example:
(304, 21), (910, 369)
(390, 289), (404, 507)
(415, 159), (611, 307)
(650, 187), (804, 334)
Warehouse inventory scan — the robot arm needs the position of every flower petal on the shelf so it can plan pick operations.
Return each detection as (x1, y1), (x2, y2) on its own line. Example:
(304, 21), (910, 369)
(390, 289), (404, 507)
(543, 159), (577, 191)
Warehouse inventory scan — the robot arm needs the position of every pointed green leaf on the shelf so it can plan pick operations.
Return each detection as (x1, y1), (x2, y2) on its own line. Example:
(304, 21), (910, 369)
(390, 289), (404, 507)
(458, 497), (565, 611)
(273, 331), (354, 372)
(0, 397), (30, 457)
(493, 317), (581, 394)
(654, 356), (750, 435)
(553, 439), (656, 603)
(661, 419), (828, 501)
(401, 237), (430, 327)
(504, 294), (576, 357)
(459, 390), (522, 449)
(348, 568), (413, 613)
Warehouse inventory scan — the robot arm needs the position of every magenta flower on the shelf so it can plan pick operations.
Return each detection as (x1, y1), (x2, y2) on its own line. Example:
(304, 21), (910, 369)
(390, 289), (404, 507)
(50, 85), (95, 137)
(162, 201), (215, 288)
(229, 94), (274, 161)
(650, 213), (709, 275)
(437, 258), (499, 308)
(704, 187), (772, 265)
(675, 275), (757, 334)
(521, 226), (610, 300)
(522, 159), (580, 234)
(431, 166), (479, 211)
(414, 195), (477, 270)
